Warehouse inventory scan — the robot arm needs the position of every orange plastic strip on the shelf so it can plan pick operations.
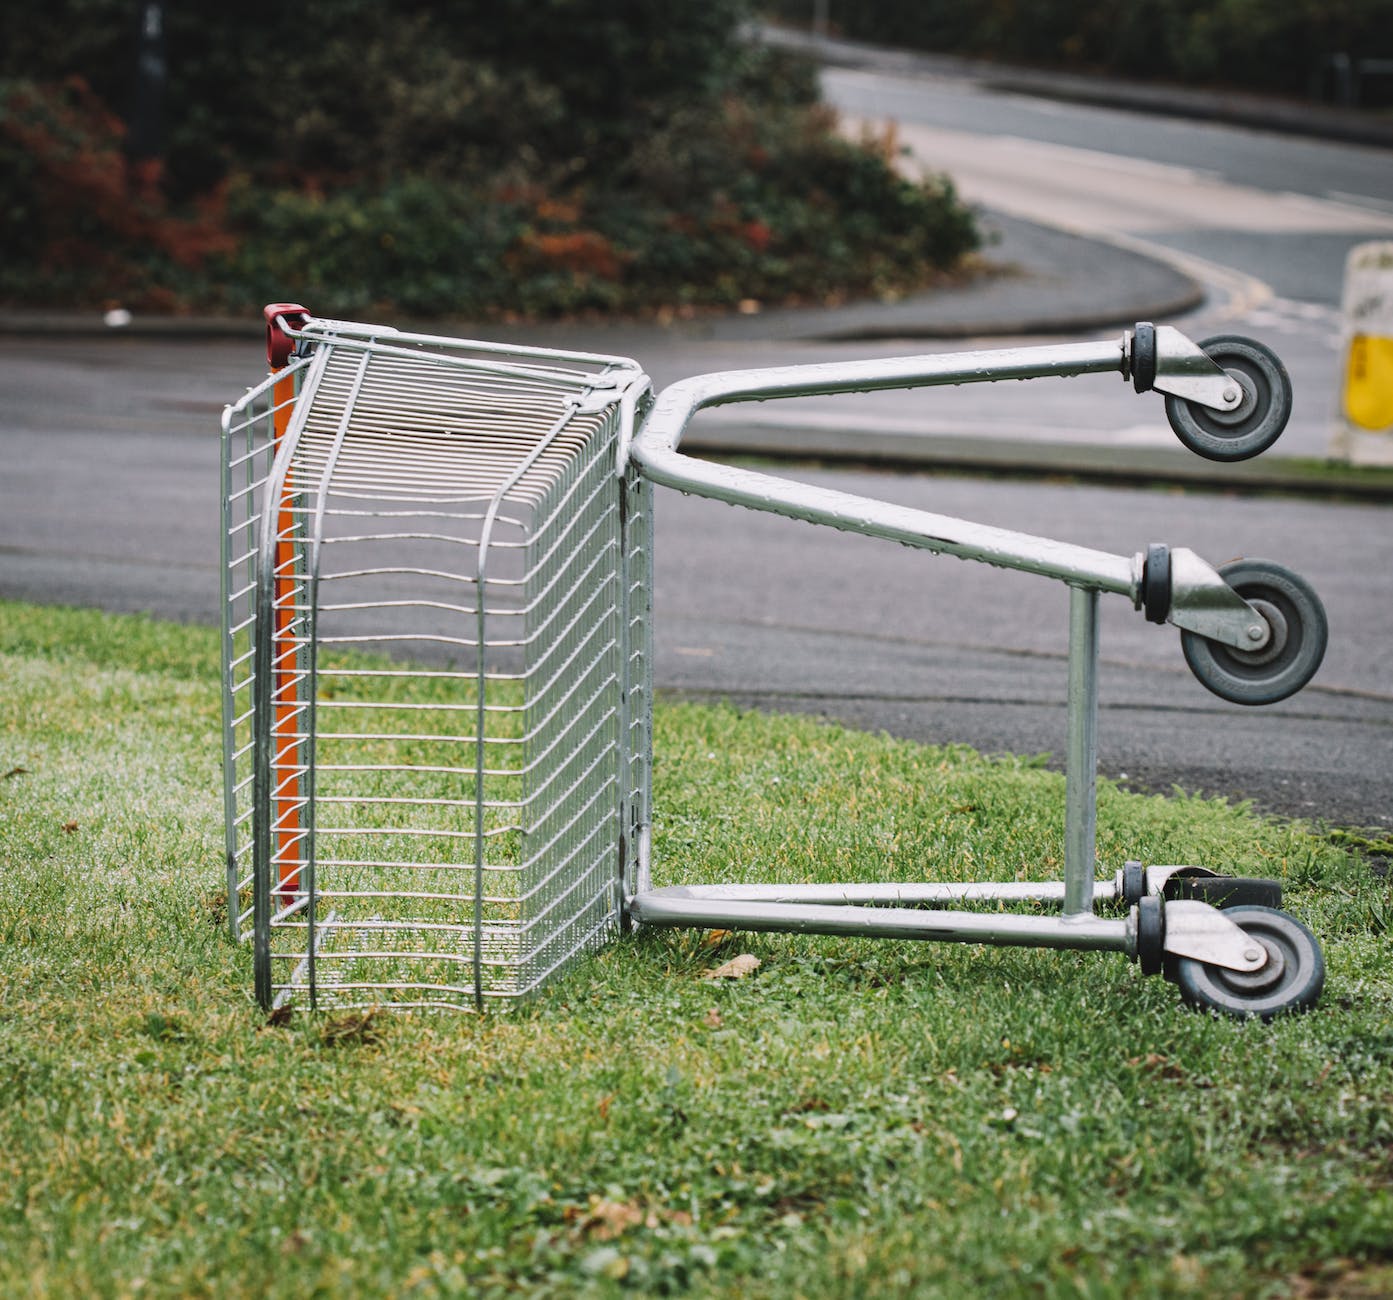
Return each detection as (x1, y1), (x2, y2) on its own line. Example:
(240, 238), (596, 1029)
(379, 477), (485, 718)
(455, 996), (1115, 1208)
(263, 305), (310, 901)
(271, 371), (301, 900)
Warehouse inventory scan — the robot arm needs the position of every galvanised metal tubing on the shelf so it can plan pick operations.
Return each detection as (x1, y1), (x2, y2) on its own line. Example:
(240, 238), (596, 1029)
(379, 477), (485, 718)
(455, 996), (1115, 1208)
(250, 486), (281, 1006)
(638, 879), (1120, 905)
(302, 348), (374, 1007)
(219, 388), (243, 939)
(614, 374), (654, 477)
(295, 317), (645, 377)
(631, 341), (1136, 595)
(250, 346), (330, 1008)
(616, 447), (634, 924)
(616, 383), (657, 906)
(631, 471), (655, 900)
(614, 382), (653, 926)
(472, 388), (598, 1010)
(1064, 585), (1101, 917)
(222, 375), (294, 941)
(628, 892), (1132, 954)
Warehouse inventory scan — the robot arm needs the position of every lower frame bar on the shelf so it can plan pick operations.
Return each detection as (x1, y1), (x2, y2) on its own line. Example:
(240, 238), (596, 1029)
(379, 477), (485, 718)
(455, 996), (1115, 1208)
(629, 888), (1133, 955)
(638, 880), (1119, 905)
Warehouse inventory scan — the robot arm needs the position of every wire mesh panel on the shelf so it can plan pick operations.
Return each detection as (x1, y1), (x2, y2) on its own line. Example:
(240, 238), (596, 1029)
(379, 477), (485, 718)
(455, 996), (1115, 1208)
(620, 463), (655, 902)
(222, 359), (312, 945)
(222, 323), (650, 1011)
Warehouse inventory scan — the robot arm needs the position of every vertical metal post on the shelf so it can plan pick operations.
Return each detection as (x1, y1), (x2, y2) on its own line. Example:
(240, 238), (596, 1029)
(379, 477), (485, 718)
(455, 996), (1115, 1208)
(218, 399), (239, 941)
(300, 351), (371, 1009)
(252, 307), (315, 1007)
(1064, 584), (1100, 917)
(630, 466), (655, 900)
(615, 464), (633, 929)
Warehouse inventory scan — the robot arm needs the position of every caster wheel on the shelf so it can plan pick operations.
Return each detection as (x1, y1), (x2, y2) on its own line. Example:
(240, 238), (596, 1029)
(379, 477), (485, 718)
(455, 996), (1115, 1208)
(1173, 905), (1324, 1020)
(1165, 335), (1292, 462)
(1181, 559), (1327, 705)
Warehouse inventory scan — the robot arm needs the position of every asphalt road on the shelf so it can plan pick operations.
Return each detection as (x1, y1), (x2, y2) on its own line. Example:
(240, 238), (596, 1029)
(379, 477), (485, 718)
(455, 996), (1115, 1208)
(823, 63), (1393, 462)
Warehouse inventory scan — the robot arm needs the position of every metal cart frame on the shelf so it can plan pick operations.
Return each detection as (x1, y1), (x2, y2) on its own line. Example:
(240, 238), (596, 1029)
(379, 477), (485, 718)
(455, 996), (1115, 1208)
(623, 333), (1302, 988)
(223, 308), (1327, 1020)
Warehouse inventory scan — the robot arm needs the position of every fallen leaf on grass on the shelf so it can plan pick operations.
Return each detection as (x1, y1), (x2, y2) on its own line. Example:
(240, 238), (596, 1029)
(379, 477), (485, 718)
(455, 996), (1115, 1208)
(320, 1010), (382, 1046)
(1128, 1053), (1187, 1081)
(571, 1196), (648, 1241)
(3, 766), (27, 780)
(202, 890), (229, 927)
(264, 1005), (294, 1028)
(701, 929), (733, 947)
(702, 953), (760, 979)
(702, 1007), (723, 1028)
(60, 820), (79, 834)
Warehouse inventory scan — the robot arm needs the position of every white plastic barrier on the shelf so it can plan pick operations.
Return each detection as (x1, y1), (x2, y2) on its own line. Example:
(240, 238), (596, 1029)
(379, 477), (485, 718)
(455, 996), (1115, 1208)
(1332, 241), (1393, 465)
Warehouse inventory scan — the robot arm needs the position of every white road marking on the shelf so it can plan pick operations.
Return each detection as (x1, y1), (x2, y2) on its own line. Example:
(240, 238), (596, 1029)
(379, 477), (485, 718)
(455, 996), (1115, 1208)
(880, 120), (1393, 237)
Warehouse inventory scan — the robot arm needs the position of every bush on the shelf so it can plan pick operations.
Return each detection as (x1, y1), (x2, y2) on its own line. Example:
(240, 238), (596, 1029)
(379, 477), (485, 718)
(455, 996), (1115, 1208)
(0, 2), (977, 317)
(0, 76), (236, 311)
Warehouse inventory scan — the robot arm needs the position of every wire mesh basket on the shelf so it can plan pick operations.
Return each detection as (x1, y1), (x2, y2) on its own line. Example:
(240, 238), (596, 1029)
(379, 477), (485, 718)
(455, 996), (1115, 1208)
(221, 313), (652, 1010)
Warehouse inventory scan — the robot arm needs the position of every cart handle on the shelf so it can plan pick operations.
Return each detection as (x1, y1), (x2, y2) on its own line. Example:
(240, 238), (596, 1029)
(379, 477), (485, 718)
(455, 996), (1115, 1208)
(629, 337), (1139, 595)
(264, 303), (311, 369)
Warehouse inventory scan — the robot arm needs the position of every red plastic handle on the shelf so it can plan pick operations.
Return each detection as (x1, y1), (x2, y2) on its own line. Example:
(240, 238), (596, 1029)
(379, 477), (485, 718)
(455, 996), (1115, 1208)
(264, 303), (310, 369)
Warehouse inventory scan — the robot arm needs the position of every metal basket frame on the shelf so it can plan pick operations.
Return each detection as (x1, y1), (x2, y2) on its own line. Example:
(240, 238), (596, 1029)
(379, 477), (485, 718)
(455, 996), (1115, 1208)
(222, 316), (652, 1010)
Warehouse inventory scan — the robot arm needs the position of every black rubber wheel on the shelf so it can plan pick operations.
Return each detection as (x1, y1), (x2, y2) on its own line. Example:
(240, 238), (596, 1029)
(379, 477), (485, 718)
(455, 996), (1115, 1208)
(1121, 859), (1146, 907)
(1131, 322), (1158, 393)
(1136, 895), (1165, 977)
(1164, 335), (1292, 462)
(1162, 871), (1282, 910)
(1141, 542), (1171, 624)
(1173, 905), (1324, 1020)
(1181, 559), (1327, 705)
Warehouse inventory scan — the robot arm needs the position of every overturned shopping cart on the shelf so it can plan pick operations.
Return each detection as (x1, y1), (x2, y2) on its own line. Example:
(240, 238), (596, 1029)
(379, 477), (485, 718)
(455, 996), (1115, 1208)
(221, 306), (1328, 1020)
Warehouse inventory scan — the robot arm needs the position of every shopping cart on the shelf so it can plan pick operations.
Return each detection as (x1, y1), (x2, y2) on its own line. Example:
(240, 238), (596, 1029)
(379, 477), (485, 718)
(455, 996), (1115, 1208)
(221, 305), (1327, 1020)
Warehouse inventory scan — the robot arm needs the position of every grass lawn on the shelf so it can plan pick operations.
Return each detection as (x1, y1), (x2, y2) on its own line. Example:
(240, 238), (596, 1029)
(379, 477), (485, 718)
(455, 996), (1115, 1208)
(1, 600), (1390, 1298)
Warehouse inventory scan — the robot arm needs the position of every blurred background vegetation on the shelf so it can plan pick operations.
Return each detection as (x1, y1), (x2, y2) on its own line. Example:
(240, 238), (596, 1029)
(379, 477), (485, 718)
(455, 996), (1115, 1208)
(770, 0), (1393, 101)
(0, 0), (978, 319)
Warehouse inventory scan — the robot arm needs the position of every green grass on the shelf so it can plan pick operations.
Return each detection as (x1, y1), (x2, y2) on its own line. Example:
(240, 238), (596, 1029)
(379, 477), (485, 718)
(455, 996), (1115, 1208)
(2, 600), (1391, 1298)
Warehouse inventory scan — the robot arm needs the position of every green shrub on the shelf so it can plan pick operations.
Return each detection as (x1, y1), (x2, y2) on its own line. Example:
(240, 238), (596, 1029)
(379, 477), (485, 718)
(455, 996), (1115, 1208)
(0, 76), (237, 311)
(0, 8), (978, 318)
